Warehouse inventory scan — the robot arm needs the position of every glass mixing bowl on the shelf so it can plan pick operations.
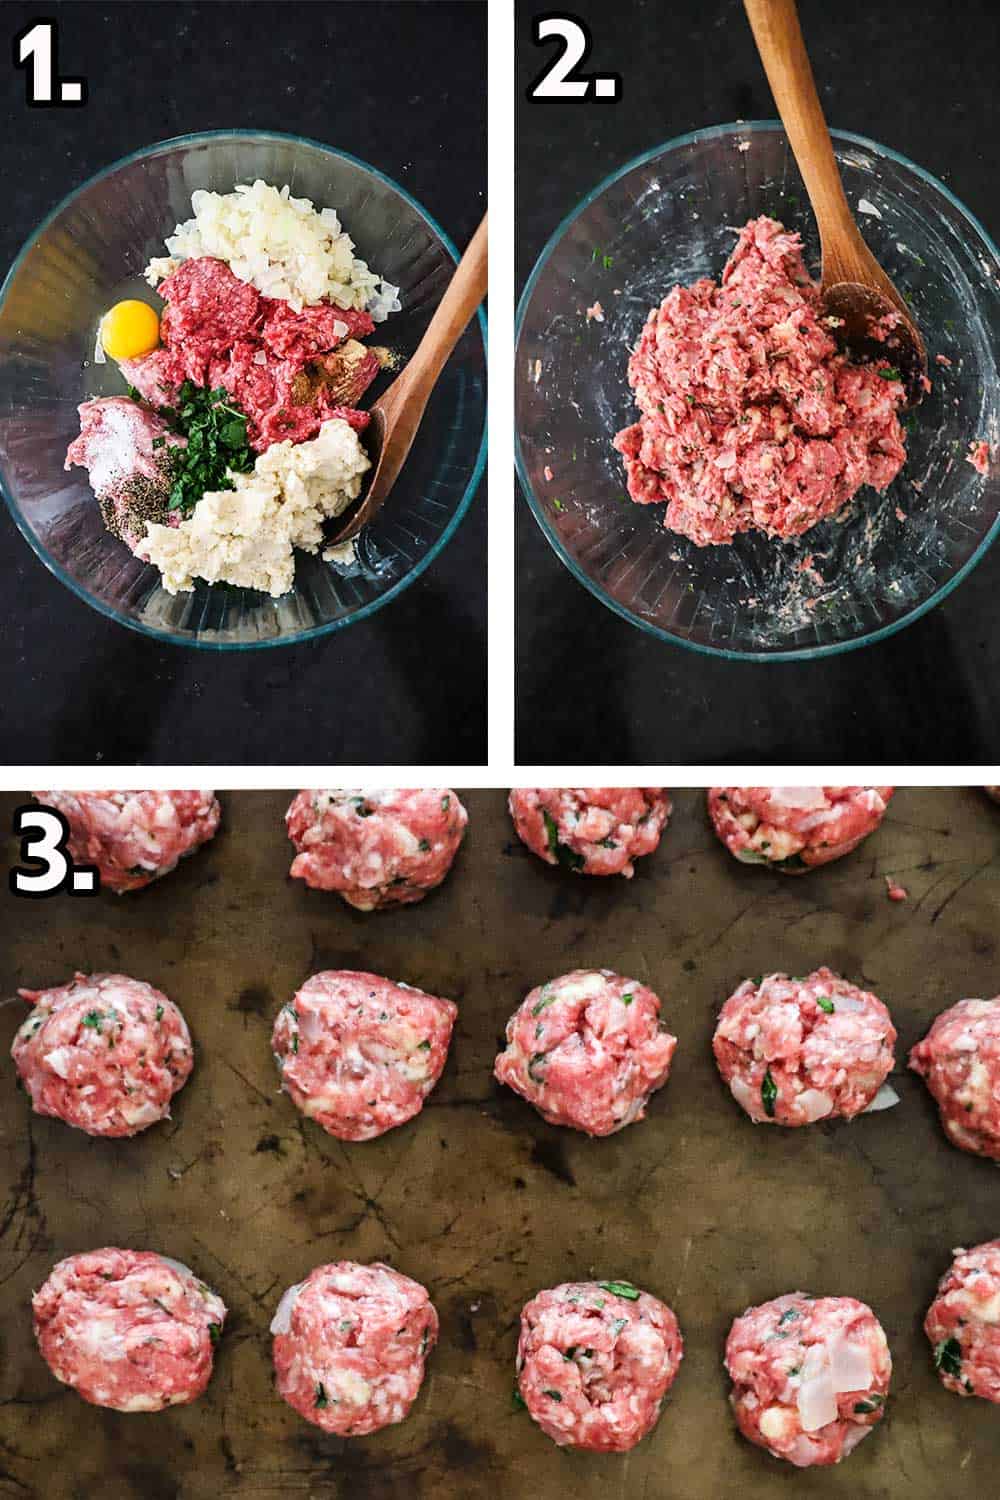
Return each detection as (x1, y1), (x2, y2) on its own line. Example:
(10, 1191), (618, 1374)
(0, 130), (486, 649)
(516, 123), (1000, 660)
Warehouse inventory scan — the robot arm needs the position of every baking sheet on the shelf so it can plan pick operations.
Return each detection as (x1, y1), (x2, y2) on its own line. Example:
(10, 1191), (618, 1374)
(2, 788), (1000, 1499)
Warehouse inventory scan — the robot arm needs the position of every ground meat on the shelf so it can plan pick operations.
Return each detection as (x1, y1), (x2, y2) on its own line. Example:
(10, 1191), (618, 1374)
(272, 970), (457, 1141)
(725, 1293), (891, 1467)
(713, 968), (896, 1126)
(508, 788), (671, 877)
(925, 1240), (1000, 1402)
(707, 786), (894, 872)
(32, 790), (220, 894)
(494, 969), (677, 1136)
(64, 397), (185, 550)
(613, 217), (908, 546)
(271, 1261), (437, 1435)
(516, 1280), (683, 1451)
(120, 257), (376, 452)
(11, 973), (192, 1137)
(33, 1248), (225, 1411)
(909, 997), (1000, 1158)
(967, 440), (992, 477)
(286, 789), (467, 910)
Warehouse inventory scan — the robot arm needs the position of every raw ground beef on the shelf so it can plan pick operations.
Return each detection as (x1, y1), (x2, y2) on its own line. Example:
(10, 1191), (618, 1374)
(33, 1248), (225, 1411)
(614, 217), (908, 545)
(286, 789), (467, 910)
(508, 788), (671, 877)
(12, 972), (192, 1137)
(909, 997), (1000, 1158)
(713, 968), (896, 1126)
(272, 970), (457, 1141)
(271, 1261), (437, 1435)
(708, 786), (893, 871)
(516, 1279), (683, 1451)
(120, 257), (378, 451)
(32, 790), (220, 894)
(925, 1240), (1000, 1402)
(494, 968), (677, 1136)
(725, 1293), (891, 1467)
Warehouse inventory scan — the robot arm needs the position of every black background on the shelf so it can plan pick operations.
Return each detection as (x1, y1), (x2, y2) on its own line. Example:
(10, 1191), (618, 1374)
(1, 0), (486, 766)
(516, 0), (1000, 765)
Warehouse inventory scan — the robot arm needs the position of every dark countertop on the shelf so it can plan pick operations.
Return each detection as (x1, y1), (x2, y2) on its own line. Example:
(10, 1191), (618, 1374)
(515, 0), (1000, 765)
(0, 1), (486, 766)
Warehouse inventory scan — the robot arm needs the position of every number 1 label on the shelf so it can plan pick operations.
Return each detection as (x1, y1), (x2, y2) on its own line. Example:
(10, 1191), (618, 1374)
(13, 19), (87, 107)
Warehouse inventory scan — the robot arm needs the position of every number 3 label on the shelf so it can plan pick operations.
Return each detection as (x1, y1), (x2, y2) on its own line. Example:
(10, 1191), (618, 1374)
(528, 15), (622, 102)
(9, 806), (98, 897)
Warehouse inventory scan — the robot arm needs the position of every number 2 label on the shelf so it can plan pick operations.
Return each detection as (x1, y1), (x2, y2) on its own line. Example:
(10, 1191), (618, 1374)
(9, 806), (98, 897)
(528, 15), (622, 102)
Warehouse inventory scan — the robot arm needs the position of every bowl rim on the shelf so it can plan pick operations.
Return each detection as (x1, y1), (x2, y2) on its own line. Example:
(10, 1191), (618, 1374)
(0, 127), (487, 652)
(515, 119), (1000, 663)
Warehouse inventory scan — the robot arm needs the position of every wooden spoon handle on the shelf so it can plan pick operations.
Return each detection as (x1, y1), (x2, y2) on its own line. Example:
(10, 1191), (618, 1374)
(743, 0), (858, 247)
(402, 214), (488, 393)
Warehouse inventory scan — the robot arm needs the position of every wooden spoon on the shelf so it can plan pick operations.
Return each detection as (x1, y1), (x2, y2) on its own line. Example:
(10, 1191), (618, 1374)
(326, 214), (487, 546)
(744, 0), (927, 405)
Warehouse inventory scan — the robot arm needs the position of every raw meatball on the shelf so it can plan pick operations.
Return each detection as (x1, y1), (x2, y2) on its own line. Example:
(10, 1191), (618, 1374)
(285, 789), (467, 910)
(708, 786), (894, 872)
(713, 968), (897, 1126)
(33, 1248), (225, 1411)
(984, 787), (1000, 804)
(516, 1279), (683, 1451)
(909, 997), (1000, 1158)
(32, 790), (220, 894)
(508, 788), (671, 877)
(272, 970), (457, 1141)
(271, 1261), (437, 1434)
(725, 1293), (891, 1467)
(11, 972), (193, 1137)
(925, 1240), (1000, 1401)
(494, 969), (677, 1136)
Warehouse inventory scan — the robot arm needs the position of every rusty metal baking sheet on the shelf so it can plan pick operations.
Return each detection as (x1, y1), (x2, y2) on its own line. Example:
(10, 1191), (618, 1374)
(3, 788), (1000, 1499)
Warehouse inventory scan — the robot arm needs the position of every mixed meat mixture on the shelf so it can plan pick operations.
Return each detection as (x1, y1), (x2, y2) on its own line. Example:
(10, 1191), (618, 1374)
(925, 1239), (1000, 1402)
(508, 787), (671, 878)
(271, 1261), (437, 1435)
(33, 1248), (225, 1411)
(272, 970), (457, 1141)
(33, 790), (219, 893)
(286, 788), (468, 910)
(614, 217), (908, 545)
(707, 786), (894, 871)
(909, 997), (1000, 1158)
(713, 968), (897, 1126)
(516, 1280), (683, 1451)
(12, 972), (193, 1137)
(725, 1293), (891, 1467)
(494, 968), (677, 1136)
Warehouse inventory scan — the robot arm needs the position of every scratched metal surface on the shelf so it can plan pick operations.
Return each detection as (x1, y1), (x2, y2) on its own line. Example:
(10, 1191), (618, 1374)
(2, 788), (1000, 1500)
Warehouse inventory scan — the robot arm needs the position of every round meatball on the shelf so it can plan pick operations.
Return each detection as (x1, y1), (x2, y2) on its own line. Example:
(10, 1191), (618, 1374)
(925, 1240), (1000, 1401)
(909, 997), (1000, 1158)
(725, 1293), (891, 1467)
(707, 787), (894, 872)
(516, 1279), (683, 1451)
(272, 970), (457, 1142)
(286, 789), (467, 910)
(11, 972), (193, 1137)
(33, 1248), (225, 1411)
(713, 968), (896, 1126)
(508, 788), (671, 878)
(494, 969), (677, 1136)
(271, 1261), (437, 1435)
(32, 790), (220, 894)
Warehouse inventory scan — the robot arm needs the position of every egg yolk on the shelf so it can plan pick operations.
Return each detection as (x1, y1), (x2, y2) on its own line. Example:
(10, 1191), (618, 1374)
(100, 300), (160, 361)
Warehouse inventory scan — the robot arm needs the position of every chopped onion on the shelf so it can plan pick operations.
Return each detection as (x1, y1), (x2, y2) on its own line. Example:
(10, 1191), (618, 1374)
(795, 1088), (833, 1123)
(863, 1082), (900, 1113)
(828, 1333), (873, 1394)
(43, 1047), (74, 1079)
(158, 1255), (195, 1281)
(270, 1281), (304, 1335)
(797, 1369), (837, 1431)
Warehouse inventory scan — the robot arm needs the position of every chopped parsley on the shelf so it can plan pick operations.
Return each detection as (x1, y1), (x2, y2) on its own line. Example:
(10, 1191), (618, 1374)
(418, 838), (431, 852)
(853, 1394), (884, 1414)
(441, 796), (450, 812)
(82, 1011), (103, 1032)
(597, 1280), (640, 1301)
(512, 1385), (527, 1410)
(417, 1039), (432, 1051)
(761, 1069), (778, 1118)
(877, 366), (903, 381)
(314, 1382), (330, 1408)
(155, 1004), (164, 1023)
(157, 381), (255, 516)
(816, 996), (836, 1014)
(528, 1052), (548, 1082)
(542, 810), (584, 872)
(934, 1337), (963, 1379)
(542, 1388), (563, 1402)
(621, 993), (634, 1007)
(208, 1323), (222, 1346)
(532, 991), (555, 1017)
